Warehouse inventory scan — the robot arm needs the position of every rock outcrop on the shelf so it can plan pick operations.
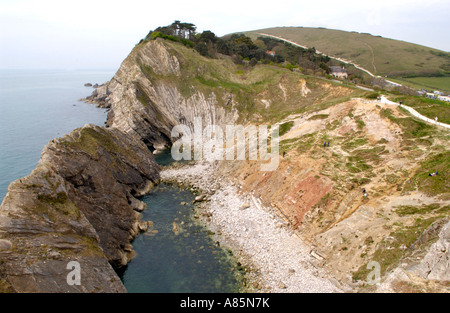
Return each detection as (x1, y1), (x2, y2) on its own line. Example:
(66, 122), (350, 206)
(85, 38), (239, 149)
(0, 125), (159, 292)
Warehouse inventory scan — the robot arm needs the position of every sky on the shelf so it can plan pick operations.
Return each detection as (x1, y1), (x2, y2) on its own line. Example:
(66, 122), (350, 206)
(0, 0), (449, 70)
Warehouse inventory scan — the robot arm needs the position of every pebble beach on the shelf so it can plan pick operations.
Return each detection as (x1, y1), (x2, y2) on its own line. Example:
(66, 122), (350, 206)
(161, 161), (344, 293)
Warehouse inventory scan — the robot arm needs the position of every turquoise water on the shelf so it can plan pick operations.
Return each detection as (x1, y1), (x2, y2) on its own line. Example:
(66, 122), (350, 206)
(119, 183), (245, 293)
(119, 150), (246, 293)
(0, 69), (113, 202)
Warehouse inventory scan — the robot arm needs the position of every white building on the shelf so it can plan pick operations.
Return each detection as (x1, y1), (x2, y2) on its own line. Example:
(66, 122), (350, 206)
(438, 95), (450, 102)
(330, 66), (348, 79)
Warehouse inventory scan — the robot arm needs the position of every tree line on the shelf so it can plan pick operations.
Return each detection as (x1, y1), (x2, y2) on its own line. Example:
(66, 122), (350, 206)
(140, 21), (335, 75)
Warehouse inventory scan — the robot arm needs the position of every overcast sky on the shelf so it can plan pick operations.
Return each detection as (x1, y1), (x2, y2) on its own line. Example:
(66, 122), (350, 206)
(0, 0), (449, 70)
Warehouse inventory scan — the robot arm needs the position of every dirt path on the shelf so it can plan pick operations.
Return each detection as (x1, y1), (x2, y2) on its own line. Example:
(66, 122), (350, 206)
(257, 33), (402, 87)
(380, 96), (450, 129)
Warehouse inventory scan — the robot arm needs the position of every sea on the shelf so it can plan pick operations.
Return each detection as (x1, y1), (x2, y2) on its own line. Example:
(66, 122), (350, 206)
(0, 69), (244, 293)
(0, 69), (112, 202)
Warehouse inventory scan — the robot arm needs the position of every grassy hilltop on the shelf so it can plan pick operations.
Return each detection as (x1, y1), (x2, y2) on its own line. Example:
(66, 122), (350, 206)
(246, 27), (450, 92)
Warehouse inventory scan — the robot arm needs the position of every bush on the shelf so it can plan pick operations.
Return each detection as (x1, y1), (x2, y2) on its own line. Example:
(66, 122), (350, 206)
(279, 121), (294, 136)
(150, 31), (179, 42)
(180, 38), (194, 48)
(285, 63), (296, 71)
(365, 92), (380, 99)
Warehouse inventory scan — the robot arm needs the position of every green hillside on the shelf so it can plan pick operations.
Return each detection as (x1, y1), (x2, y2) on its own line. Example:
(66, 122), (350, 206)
(246, 27), (450, 91)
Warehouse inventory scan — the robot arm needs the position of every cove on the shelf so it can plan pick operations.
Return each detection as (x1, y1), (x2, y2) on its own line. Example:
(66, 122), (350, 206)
(118, 152), (245, 293)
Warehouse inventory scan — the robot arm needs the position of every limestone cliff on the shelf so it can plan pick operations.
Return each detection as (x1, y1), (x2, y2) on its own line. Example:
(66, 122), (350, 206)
(85, 38), (240, 150)
(0, 125), (159, 292)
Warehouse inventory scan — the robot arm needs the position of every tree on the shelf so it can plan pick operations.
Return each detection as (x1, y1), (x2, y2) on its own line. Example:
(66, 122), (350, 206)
(234, 43), (250, 59)
(216, 39), (231, 55)
(195, 42), (209, 56)
(200, 30), (217, 43)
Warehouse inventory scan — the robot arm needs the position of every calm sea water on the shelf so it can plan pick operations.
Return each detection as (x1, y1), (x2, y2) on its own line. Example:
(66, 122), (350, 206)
(0, 69), (113, 202)
(0, 69), (244, 293)
(119, 183), (245, 293)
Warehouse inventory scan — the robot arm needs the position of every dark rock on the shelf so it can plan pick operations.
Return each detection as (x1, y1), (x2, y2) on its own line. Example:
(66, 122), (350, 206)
(0, 124), (159, 293)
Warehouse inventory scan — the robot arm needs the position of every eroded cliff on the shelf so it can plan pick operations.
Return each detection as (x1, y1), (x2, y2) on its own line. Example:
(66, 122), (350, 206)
(0, 125), (159, 292)
(86, 38), (240, 150)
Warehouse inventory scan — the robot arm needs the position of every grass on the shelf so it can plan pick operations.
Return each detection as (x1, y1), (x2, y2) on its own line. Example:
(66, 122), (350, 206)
(395, 203), (448, 216)
(345, 156), (372, 174)
(380, 108), (434, 139)
(308, 114), (329, 120)
(355, 117), (365, 129)
(61, 127), (138, 161)
(389, 95), (450, 124)
(352, 146), (386, 164)
(279, 121), (294, 136)
(404, 151), (450, 197)
(353, 216), (445, 282)
(247, 27), (450, 77)
(280, 132), (316, 153)
(138, 40), (364, 125)
(342, 137), (368, 151)
(389, 76), (450, 93)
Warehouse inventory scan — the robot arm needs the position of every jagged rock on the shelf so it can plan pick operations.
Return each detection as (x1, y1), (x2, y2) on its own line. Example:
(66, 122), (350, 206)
(138, 221), (148, 232)
(129, 197), (146, 212)
(123, 243), (133, 252)
(240, 203), (250, 210)
(195, 195), (205, 202)
(0, 239), (12, 250)
(278, 281), (287, 289)
(0, 124), (159, 293)
(82, 39), (239, 148)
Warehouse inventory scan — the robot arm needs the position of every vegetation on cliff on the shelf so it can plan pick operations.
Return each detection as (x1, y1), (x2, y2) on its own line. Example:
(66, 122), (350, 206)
(140, 21), (338, 77)
(245, 27), (450, 93)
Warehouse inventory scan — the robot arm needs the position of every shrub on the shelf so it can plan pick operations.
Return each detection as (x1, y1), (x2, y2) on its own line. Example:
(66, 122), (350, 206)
(365, 92), (380, 99)
(279, 121), (294, 136)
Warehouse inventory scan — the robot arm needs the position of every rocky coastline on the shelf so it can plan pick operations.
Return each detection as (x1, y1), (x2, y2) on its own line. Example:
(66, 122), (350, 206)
(0, 124), (160, 292)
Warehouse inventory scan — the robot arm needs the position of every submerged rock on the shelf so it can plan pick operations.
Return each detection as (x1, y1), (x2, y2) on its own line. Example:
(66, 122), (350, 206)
(138, 221), (149, 232)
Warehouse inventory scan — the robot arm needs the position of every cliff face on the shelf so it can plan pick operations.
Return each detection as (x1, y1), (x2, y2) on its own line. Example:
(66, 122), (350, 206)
(86, 38), (240, 150)
(0, 125), (159, 292)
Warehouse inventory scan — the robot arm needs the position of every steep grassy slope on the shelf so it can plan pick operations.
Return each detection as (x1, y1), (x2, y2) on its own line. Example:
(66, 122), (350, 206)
(246, 27), (450, 89)
(89, 37), (366, 150)
(156, 40), (367, 124)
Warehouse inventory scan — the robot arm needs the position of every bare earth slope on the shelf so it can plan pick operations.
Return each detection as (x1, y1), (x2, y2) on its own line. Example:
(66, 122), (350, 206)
(213, 97), (449, 292)
(69, 37), (450, 292)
